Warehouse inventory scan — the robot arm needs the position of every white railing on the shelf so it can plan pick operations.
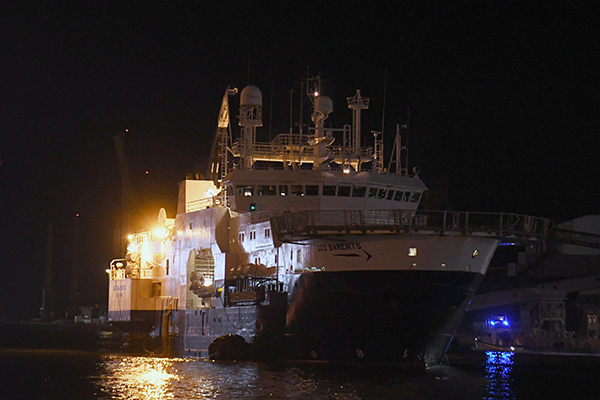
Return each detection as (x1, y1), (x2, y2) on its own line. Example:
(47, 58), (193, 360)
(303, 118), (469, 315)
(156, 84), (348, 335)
(270, 210), (554, 240)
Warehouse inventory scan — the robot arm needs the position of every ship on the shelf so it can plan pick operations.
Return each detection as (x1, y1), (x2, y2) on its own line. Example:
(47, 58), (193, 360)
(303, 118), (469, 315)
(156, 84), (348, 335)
(108, 76), (551, 367)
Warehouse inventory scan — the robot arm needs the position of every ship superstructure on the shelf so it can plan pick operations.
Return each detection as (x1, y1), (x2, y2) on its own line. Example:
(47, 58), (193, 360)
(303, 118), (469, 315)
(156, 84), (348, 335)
(108, 77), (552, 366)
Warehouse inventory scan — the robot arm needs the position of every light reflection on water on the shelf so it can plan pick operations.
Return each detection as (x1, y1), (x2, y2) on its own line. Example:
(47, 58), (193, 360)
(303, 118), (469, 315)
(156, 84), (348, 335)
(97, 356), (181, 399)
(483, 351), (515, 400)
(93, 354), (486, 400)
(2, 348), (596, 399)
(91, 351), (534, 400)
(96, 356), (315, 399)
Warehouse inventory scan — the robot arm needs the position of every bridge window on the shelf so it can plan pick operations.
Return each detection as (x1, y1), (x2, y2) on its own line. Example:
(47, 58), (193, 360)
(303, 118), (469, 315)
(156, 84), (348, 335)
(386, 190), (395, 200)
(338, 186), (351, 197)
(291, 185), (304, 196)
(403, 191), (411, 202)
(278, 185), (288, 196)
(323, 185), (336, 196)
(257, 185), (276, 196)
(377, 188), (387, 199)
(237, 185), (254, 197)
(368, 187), (378, 198)
(394, 191), (404, 201)
(410, 192), (421, 203)
(352, 186), (367, 197)
(306, 185), (319, 196)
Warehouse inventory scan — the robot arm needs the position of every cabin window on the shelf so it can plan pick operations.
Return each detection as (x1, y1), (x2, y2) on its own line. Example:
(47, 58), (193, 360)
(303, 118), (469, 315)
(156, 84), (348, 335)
(257, 185), (276, 196)
(394, 191), (404, 201)
(352, 186), (367, 197)
(237, 185), (254, 197)
(338, 185), (351, 197)
(305, 185), (319, 196)
(368, 187), (378, 198)
(264, 228), (271, 238)
(403, 191), (411, 202)
(410, 192), (421, 203)
(278, 185), (288, 196)
(377, 188), (387, 199)
(323, 185), (336, 196)
(386, 190), (395, 200)
(291, 185), (304, 196)
(297, 249), (302, 262)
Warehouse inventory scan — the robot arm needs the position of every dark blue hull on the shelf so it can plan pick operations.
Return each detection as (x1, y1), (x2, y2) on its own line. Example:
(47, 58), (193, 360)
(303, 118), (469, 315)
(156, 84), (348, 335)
(283, 270), (483, 366)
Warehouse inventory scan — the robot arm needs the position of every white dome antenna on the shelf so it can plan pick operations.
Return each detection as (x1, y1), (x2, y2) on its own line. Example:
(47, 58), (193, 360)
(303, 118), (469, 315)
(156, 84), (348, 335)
(238, 85), (263, 169)
(239, 85), (263, 127)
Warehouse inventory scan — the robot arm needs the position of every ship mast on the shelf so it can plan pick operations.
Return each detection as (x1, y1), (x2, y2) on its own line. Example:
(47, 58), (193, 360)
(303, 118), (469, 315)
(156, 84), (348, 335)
(346, 90), (370, 170)
(310, 89), (333, 169)
(238, 85), (263, 170)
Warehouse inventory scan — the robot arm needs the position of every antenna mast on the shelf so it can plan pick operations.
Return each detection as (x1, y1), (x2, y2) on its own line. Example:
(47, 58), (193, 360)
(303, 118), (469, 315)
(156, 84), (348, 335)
(346, 90), (370, 153)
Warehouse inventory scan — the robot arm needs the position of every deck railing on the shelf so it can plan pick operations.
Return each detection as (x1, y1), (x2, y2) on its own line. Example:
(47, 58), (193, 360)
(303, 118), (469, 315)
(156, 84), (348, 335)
(270, 210), (554, 241)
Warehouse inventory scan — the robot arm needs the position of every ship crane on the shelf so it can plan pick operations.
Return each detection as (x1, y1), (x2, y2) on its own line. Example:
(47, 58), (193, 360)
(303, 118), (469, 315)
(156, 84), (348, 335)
(209, 86), (238, 185)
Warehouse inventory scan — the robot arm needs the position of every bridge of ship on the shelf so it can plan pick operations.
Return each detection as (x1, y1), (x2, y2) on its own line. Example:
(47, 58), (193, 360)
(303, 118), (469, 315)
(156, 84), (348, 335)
(270, 210), (600, 249)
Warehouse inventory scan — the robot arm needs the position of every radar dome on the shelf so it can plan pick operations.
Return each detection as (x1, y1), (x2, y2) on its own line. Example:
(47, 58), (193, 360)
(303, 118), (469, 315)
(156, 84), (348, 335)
(240, 85), (262, 107)
(315, 96), (333, 115)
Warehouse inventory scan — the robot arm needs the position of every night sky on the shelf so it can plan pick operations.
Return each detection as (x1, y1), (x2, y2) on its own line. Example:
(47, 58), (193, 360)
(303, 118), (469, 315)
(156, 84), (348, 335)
(1, 1), (598, 318)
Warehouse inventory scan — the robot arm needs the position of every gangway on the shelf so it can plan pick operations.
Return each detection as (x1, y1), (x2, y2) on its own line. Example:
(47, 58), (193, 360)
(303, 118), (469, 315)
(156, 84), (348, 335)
(550, 228), (600, 249)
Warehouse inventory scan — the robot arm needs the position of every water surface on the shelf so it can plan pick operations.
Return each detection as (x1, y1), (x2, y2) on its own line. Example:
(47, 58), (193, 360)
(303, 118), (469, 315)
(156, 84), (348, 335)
(1, 349), (599, 399)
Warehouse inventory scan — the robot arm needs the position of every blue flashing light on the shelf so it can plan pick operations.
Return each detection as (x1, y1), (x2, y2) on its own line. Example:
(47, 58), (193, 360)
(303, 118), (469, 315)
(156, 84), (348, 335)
(487, 316), (510, 328)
